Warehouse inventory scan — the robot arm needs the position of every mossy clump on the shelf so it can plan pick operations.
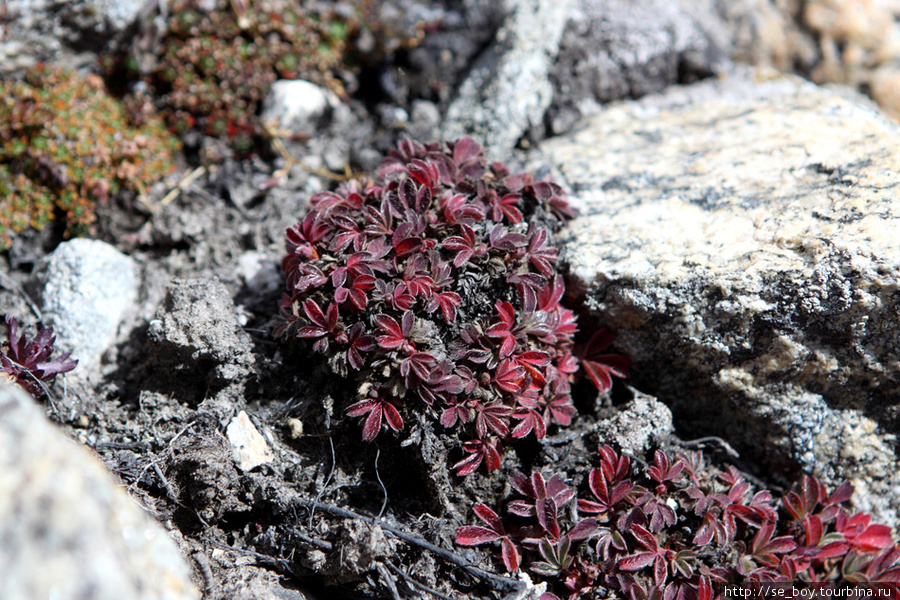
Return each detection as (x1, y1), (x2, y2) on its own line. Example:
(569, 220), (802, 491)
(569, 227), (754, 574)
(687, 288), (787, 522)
(106, 0), (357, 153)
(0, 64), (179, 250)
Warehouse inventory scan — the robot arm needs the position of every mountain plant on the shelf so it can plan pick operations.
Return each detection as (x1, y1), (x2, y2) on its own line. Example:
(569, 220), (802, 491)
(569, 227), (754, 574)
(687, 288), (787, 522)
(457, 445), (900, 598)
(279, 136), (628, 474)
(1, 316), (77, 398)
(0, 65), (178, 250)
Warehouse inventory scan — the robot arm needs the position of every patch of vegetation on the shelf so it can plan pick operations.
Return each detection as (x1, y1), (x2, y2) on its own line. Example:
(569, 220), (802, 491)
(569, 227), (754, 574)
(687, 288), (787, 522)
(458, 446), (900, 597)
(278, 136), (629, 475)
(0, 65), (179, 250)
(104, 0), (359, 153)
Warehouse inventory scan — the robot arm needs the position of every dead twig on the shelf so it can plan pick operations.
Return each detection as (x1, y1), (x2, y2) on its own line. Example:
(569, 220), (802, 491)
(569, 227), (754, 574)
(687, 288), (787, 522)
(541, 417), (601, 446)
(265, 123), (362, 182)
(375, 446), (388, 519)
(385, 562), (458, 600)
(126, 419), (200, 505)
(376, 562), (402, 600)
(293, 497), (525, 594)
(284, 527), (333, 552)
(0, 271), (42, 321)
(308, 435), (337, 529)
(199, 537), (299, 576)
(160, 166), (206, 206)
(678, 435), (740, 459)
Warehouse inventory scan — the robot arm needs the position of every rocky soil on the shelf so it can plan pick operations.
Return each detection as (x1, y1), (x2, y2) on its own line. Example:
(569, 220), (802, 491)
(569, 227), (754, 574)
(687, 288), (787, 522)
(3, 1), (900, 599)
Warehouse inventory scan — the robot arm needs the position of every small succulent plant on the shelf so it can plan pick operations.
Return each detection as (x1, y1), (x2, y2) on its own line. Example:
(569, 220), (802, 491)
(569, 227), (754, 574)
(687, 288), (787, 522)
(0, 64), (179, 250)
(104, 0), (356, 152)
(279, 136), (628, 475)
(457, 446), (900, 598)
(1, 316), (77, 397)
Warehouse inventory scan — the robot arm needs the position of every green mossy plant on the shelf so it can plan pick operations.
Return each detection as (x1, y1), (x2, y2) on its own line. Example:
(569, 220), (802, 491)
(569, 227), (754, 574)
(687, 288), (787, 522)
(105, 0), (357, 153)
(0, 65), (179, 250)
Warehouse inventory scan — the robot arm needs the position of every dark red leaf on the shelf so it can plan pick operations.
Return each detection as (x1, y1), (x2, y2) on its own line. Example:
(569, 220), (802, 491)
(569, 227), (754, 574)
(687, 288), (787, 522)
(455, 526), (501, 546)
(618, 552), (656, 572)
(501, 537), (520, 572)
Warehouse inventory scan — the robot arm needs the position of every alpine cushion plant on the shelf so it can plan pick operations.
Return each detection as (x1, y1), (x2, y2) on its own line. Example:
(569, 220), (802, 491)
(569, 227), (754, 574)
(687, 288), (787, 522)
(456, 446), (900, 599)
(279, 137), (629, 475)
(102, 0), (356, 153)
(1, 316), (77, 397)
(0, 65), (178, 249)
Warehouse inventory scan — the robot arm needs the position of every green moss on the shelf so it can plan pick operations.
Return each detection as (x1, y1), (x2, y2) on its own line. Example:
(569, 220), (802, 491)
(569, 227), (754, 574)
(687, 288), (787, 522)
(105, 0), (360, 153)
(0, 65), (180, 251)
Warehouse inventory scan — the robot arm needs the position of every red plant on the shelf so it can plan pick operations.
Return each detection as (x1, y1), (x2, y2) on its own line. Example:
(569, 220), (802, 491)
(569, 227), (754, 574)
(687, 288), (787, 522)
(456, 503), (521, 572)
(457, 446), (900, 598)
(580, 329), (631, 393)
(1, 316), (77, 397)
(279, 137), (630, 470)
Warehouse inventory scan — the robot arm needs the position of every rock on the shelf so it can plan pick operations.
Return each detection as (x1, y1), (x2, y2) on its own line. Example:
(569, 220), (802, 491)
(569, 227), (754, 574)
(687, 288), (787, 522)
(442, 0), (574, 157)
(32, 238), (138, 369)
(533, 67), (900, 526)
(236, 251), (282, 297)
(867, 65), (900, 122)
(596, 391), (674, 456)
(147, 277), (255, 401)
(210, 561), (309, 600)
(261, 80), (367, 174)
(675, 0), (813, 71)
(677, 0), (900, 122)
(547, 0), (727, 135)
(0, 0), (146, 75)
(166, 412), (246, 522)
(226, 411), (274, 472)
(261, 80), (342, 136)
(377, 0), (505, 106)
(407, 100), (442, 141)
(0, 383), (199, 600)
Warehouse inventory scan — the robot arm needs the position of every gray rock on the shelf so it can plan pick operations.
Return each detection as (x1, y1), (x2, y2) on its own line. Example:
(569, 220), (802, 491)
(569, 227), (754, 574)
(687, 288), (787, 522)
(596, 391), (674, 456)
(211, 562), (310, 600)
(533, 67), (900, 526)
(675, 0), (812, 71)
(261, 80), (342, 137)
(547, 0), (728, 135)
(236, 251), (282, 297)
(407, 100), (442, 141)
(377, 0), (505, 107)
(32, 239), (138, 369)
(0, 383), (199, 600)
(442, 0), (574, 157)
(148, 278), (255, 400)
(0, 0), (147, 75)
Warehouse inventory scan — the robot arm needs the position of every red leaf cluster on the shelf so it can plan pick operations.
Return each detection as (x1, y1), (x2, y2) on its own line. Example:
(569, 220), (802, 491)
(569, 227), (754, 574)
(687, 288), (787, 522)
(279, 137), (630, 468)
(457, 446), (900, 599)
(1, 316), (77, 397)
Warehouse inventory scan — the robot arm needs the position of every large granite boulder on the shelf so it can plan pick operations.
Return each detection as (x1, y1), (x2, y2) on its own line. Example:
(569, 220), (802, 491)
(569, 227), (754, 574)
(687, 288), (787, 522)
(547, 0), (727, 136)
(0, 383), (199, 600)
(533, 67), (900, 526)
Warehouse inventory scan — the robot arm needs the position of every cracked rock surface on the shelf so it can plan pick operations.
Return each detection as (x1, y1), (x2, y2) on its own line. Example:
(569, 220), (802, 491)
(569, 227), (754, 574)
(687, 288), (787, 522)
(533, 66), (900, 527)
